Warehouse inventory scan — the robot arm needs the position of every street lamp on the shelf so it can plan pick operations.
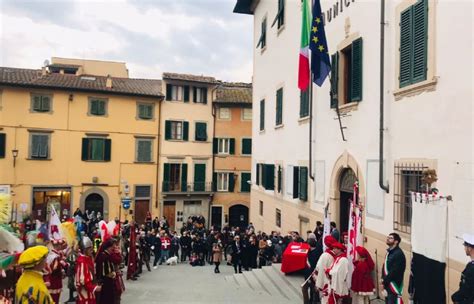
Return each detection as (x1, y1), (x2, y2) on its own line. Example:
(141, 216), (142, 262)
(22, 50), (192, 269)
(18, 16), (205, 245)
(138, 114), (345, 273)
(12, 149), (19, 167)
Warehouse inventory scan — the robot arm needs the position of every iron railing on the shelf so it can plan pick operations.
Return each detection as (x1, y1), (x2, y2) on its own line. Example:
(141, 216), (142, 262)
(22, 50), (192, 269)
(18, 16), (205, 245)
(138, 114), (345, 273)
(162, 181), (214, 193)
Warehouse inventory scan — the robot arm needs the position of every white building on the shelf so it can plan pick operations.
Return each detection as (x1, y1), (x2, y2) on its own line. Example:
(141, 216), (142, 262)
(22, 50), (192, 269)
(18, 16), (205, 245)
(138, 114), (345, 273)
(234, 0), (473, 300)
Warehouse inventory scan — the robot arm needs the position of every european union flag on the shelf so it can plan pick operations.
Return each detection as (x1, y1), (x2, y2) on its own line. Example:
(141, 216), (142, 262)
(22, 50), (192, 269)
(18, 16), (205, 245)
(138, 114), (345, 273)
(310, 0), (331, 87)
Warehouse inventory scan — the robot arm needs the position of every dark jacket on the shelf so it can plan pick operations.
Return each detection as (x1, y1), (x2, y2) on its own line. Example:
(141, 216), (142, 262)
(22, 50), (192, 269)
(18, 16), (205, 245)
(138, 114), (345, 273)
(382, 246), (406, 289)
(451, 260), (474, 304)
(231, 241), (242, 259)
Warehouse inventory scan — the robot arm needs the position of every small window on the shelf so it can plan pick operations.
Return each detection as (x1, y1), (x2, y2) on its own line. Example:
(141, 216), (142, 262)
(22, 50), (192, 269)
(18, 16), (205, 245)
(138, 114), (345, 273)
(89, 98), (107, 116)
(165, 120), (189, 141)
(0, 133), (5, 158)
(276, 208), (281, 227)
(241, 172), (251, 192)
(135, 185), (151, 199)
(259, 99), (265, 131)
(217, 173), (229, 191)
(172, 86), (182, 101)
(300, 89), (310, 118)
(137, 103), (154, 120)
(136, 138), (153, 162)
(29, 133), (50, 159)
(256, 18), (267, 49)
(241, 138), (252, 155)
(218, 138), (230, 154)
(259, 201), (264, 216)
(31, 94), (52, 112)
(171, 121), (183, 140)
(195, 122), (207, 141)
(219, 107), (231, 120)
(271, 0), (285, 29)
(276, 88), (283, 126)
(242, 108), (252, 120)
(166, 84), (191, 102)
(82, 138), (111, 161)
(194, 87), (208, 104)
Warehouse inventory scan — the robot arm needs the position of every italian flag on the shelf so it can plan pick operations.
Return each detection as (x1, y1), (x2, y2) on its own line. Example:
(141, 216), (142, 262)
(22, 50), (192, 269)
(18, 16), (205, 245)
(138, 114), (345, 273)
(298, 0), (311, 90)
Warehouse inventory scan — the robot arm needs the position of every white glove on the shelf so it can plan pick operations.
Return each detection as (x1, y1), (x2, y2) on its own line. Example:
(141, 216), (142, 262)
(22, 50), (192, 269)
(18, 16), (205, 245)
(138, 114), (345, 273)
(151, 246), (155, 250)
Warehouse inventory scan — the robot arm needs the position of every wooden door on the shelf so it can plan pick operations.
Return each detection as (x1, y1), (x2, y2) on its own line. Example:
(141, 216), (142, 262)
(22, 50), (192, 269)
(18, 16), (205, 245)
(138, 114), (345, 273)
(135, 199), (149, 225)
(163, 201), (176, 230)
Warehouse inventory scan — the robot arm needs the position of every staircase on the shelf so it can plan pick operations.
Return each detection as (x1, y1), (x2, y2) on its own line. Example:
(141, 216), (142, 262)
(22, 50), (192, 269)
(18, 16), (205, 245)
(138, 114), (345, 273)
(224, 263), (304, 303)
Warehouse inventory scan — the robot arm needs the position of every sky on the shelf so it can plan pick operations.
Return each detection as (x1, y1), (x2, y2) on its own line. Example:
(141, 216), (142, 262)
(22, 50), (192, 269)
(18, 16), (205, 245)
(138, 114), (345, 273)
(0, 0), (253, 82)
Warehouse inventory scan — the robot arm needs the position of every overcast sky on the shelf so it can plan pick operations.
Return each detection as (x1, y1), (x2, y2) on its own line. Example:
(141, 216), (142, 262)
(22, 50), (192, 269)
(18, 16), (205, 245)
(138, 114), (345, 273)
(0, 0), (253, 82)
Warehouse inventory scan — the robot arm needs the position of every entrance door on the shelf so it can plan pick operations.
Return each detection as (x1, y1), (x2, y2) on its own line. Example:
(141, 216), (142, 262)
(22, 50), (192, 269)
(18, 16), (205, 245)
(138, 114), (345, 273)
(135, 199), (150, 225)
(163, 201), (176, 230)
(339, 168), (357, 236)
(211, 206), (223, 230)
(85, 193), (104, 216)
(183, 200), (202, 221)
(229, 204), (249, 230)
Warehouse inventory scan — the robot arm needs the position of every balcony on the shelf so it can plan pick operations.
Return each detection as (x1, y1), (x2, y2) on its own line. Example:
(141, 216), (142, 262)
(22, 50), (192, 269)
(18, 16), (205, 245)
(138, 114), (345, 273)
(162, 181), (214, 196)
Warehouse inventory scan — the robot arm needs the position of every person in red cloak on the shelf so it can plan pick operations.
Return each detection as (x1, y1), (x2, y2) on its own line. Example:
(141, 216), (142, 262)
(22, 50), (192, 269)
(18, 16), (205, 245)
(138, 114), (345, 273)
(351, 246), (375, 304)
(126, 222), (138, 281)
(95, 237), (124, 304)
(75, 236), (101, 304)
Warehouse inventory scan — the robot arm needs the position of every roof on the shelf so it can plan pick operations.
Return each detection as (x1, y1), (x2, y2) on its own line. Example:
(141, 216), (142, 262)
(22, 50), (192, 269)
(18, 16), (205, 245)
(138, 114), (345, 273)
(215, 82), (252, 105)
(0, 67), (164, 98)
(162, 72), (218, 85)
(233, 0), (256, 15)
(48, 63), (81, 69)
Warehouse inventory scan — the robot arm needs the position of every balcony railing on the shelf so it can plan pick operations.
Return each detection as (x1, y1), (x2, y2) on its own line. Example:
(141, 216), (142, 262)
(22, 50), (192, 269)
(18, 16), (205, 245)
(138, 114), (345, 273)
(162, 181), (214, 193)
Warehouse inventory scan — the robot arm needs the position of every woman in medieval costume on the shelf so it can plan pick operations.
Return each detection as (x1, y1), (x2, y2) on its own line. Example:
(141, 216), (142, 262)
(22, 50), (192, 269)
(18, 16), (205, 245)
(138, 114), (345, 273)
(75, 236), (101, 304)
(351, 246), (375, 304)
(46, 239), (67, 303)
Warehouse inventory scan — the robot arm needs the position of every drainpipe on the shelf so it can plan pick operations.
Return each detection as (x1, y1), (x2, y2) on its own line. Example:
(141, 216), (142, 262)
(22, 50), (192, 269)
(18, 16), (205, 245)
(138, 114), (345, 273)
(209, 84), (219, 229)
(379, 0), (389, 193)
(309, 75), (315, 181)
(155, 97), (163, 217)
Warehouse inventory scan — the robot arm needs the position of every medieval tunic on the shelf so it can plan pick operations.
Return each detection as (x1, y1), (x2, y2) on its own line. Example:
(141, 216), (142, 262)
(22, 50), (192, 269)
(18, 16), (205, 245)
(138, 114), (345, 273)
(15, 270), (53, 304)
(75, 254), (99, 304)
(315, 250), (336, 304)
(96, 251), (123, 304)
(45, 249), (65, 303)
(327, 255), (350, 304)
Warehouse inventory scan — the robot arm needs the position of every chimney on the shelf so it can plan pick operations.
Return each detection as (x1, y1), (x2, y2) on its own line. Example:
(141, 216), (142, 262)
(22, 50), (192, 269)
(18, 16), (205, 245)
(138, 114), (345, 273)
(106, 74), (113, 88)
(41, 66), (47, 76)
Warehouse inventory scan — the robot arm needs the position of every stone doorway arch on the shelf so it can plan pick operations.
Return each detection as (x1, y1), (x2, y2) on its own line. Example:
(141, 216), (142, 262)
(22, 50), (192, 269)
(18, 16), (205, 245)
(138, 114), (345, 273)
(80, 187), (110, 220)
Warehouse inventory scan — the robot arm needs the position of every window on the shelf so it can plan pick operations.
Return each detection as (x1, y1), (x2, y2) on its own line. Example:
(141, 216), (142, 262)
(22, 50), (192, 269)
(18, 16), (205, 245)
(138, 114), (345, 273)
(261, 164), (275, 191)
(193, 164), (206, 191)
(300, 89), (309, 118)
(0, 133), (5, 159)
(219, 107), (231, 120)
(286, 165), (294, 197)
(193, 87), (208, 104)
(135, 185), (151, 199)
(81, 138), (111, 161)
(241, 138), (252, 155)
(136, 138), (153, 162)
(259, 99), (265, 131)
(276, 88), (283, 126)
(259, 201), (263, 216)
(256, 17), (267, 49)
(137, 103), (154, 120)
(218, 138), (230, 154)
(29, 133), (50, 159)
(393, 163), (428, 233)
(31, 94), (52, 112)
(163, 163), (187, 192)
(195, 122), (207, 141)
(330, 37), (363, 108)
(242, 108), (252, 120)
(277, 165), (283, 193)
(241, 172), (251, 192)
(271, 0), (285, 29)
(89, 98), (107, 116)
(217, 173), (229, 191)
(165, 120), (189, 141)
(298, 166), (308, 201)
(399, 0), (428, 88)
(166, 84), (190, 102)
(276, 208), (281, 227)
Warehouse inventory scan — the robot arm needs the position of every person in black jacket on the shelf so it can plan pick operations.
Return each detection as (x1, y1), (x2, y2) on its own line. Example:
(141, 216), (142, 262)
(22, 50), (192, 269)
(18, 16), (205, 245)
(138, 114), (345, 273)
(302, 237), (323, 304)
(381, 233), (406, 304)
(231, 235), (243, 273)
(149, 230), (161, 269)
(451, 234), (474, 304)
(180, 231), (192, 262)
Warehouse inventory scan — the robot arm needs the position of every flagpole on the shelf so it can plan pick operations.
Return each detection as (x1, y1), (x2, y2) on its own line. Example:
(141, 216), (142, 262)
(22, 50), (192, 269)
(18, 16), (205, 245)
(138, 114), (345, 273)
(309, 72), (314, 181)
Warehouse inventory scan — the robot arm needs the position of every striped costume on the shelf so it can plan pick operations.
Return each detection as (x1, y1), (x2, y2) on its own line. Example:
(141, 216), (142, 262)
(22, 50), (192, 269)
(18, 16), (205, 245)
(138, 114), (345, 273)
(75, 254), (99, 304)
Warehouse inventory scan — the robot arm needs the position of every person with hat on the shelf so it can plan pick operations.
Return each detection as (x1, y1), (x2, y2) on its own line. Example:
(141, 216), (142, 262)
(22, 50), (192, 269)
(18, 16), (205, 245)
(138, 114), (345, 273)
(451, 233), (474, 304)
(75, 236), (101, 304)
(45, 239), (67, 303)
(15, 245), (53, 304)
(351, 246), (375, 304)
(326, 241), (350, 304)
(95, 237), (124, 304)
(315, 235), (337, 304)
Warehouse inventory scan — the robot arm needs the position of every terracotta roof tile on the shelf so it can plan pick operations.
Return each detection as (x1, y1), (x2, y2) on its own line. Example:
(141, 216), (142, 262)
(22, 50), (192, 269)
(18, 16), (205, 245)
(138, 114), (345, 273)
(215, 82), (252, 104)
(162, 72), (217, 84)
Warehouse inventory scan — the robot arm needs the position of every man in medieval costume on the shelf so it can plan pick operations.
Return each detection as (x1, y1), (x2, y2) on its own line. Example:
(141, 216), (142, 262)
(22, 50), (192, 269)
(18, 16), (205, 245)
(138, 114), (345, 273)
(75, 236), (101, 304)
(126, 223), (138, 280)
(95, 237), (124, 304)
(326, 242), (350, 304)
(315, 235), (337, 304)
(46, 239), (67, 303)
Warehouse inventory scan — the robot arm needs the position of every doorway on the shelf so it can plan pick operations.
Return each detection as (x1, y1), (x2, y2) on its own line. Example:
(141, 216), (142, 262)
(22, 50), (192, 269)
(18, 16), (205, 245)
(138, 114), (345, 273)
(229, 204), (249, 230)
(85, 193), (104, 216)
(135, 199), (150, 225)
(339, 168), (357, 235)
(163, 201), (176, 230)
(211, 206), (223, 230)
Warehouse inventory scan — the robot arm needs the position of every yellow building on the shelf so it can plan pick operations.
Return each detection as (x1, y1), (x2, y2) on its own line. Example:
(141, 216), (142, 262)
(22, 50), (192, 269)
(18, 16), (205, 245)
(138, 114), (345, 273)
(0, 58), (163, 223)
(212, 82), (252, 230)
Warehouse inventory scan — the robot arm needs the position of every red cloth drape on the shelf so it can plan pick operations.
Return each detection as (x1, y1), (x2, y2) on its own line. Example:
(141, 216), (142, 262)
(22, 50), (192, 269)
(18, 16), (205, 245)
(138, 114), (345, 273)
(281, 242), (310, 274)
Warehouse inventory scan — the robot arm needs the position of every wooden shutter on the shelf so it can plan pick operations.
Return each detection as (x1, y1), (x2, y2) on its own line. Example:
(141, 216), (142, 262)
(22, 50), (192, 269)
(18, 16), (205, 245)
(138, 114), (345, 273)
(0, 133), (5, 158)
(41, 96), (51, 111)
(276, 88), (283, 125)
(163, 163), (170, 191)
(183, 121), (189, 141)
(181, 163), (188, 192)
(277, 165), (282, 193)
(195, 122), (207, 141)
(330, 53), (339, 108)
(265, 164), (275, 190)
(293, 166), (300, 199)
(229, 138), (235, 155)
(193, 87), (197, 103)
(194, 164), (206, 191)
(166, 84), (172, 100)
(98, 100), (106, 115)
(39, 135), (48, 158)
(81, 138), (89, 161)
(203, 88), (208, 104)
(260, 99), (265, 131)
(104, 139), (111, 161)
(165, 121), (171, 140)
(300, 89), (309, 117)
(299, 166), (308, 201)
(32, 95), (41, 111)
(242, 138), (251, 155)
(228, 173), (235, 192)
(212, 172), (217, 191)
(183, 85), (190, 102)
(137, 140), (151, 162)
(400, 7), (412, 88)
(213, 138), (218, 154)
(241, 173), (251, 192)
(412, 0), (428, 83)
(256, 164), (260, 186)
(350, 38), (363, 102)
(261, 164), (267, 189)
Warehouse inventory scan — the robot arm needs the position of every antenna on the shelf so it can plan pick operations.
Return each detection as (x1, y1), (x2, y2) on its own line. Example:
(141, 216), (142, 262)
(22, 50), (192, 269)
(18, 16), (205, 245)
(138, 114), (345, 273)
(43, 59), (50, 67)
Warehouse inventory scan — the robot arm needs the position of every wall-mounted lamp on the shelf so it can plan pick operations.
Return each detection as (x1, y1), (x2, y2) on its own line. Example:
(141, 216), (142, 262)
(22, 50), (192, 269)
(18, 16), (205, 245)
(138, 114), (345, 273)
(12, 149), (19, 167)
(68, 94), (74, 102)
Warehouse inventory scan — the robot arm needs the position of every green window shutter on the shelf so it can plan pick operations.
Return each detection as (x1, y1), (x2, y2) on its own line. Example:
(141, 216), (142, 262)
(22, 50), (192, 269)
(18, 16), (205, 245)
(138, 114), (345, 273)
(203, 88), (208, 104)
(261, 164), (267, 189)
(228, 173), (235, 192)
(241, 173), (251, 192)
(330, 53), (339, 108)
(262, 19), (266, 48)
(0, 133), (5, 158)
(242, 138), (251, 155)
(31, 135), (40, 157)
(146, 104), (153, 119)
(277, 166), (282, 193)
(165, 121), (171, 140)
(163, 163), (170, 191)
(276, 88), (283, 125)
(138, 104), (145, 118)
(98, 100), (106, 115)
(137, 140), (151, 162)
(278, 0), (285, 28)
(293, 166), (300, 199)
(260, 99), (265, 131)
(41, 96), (51, 111)
(104, 139), (111, 161)
(194, 164), (206, 191)
(400, 7), (413, 88)
(81, 138), (89, 161)
(39, 135), (48, 158)
(229, 138), (235, 155)
(183, 121), (189, 141)
(166, 84), (172, 100)
(32, 95), (41, 111)
(300, 89), (309, 117)
(193, 87), (197, 103)
(350, 38), (363, 102)
(183, 86), (190, 102)
(213, 138), (218, 154)
(90, 100), (98, 115)
(181, 164), (188, 191)
(265, 164), (275, 190)
(195, 122), (207, 141)
(412, 0), (428, 84)
(212, 172), (217, 192)
(256, 164), (260, 186)
(299, 166), (308, 201)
